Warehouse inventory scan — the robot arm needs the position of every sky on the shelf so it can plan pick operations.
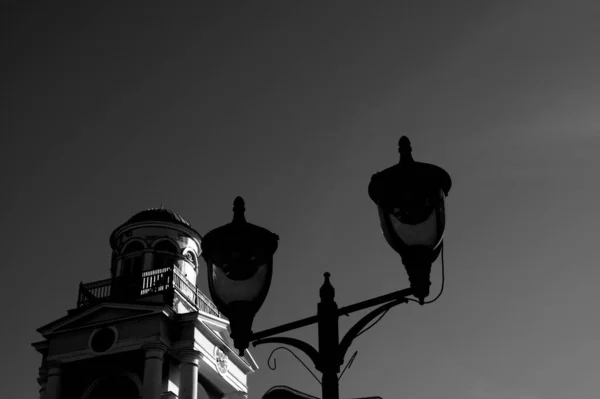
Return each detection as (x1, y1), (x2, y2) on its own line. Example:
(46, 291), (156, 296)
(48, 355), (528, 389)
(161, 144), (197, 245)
(2, 1), (600, 398)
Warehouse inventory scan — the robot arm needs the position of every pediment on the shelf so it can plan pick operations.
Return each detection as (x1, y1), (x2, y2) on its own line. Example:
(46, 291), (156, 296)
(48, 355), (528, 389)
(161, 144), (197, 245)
(38, 303), (167, 336)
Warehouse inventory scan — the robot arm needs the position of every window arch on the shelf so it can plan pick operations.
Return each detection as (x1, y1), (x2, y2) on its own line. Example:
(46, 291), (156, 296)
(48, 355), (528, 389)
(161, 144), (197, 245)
(184, 251), (197, 266)
(121, 240), (145, 255)
(121, 241), (145, 278)
(81, 373), (141, 399)
(152, 239), (179, 270)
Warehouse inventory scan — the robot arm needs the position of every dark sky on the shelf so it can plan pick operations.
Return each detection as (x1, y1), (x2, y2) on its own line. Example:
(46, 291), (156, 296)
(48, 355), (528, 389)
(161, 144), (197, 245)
(3, 1), (600, 398)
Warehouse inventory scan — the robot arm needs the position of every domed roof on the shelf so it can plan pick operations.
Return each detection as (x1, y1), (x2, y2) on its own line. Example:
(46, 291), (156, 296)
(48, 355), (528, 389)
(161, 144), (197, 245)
(110, 207), (201, 248)
(127, 208), (191, 227)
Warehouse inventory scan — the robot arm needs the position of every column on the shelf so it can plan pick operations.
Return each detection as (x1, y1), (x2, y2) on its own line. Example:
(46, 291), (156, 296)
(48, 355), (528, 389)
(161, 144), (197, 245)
(142, 342), (168, 399)
(178, 350), (201, 399)
(44, 362), (62, 399)
(37, 366), (48, 399)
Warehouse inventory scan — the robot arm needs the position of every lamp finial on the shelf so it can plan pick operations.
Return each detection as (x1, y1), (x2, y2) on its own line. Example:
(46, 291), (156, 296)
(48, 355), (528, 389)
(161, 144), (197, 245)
(320, 272), (335, 301)
(233, 196), (246, 223)
(398, 136), (414, 163)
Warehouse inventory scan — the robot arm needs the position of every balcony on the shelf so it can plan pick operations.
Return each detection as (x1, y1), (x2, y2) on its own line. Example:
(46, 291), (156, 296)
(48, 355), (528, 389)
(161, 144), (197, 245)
(77, 267), (222, 318)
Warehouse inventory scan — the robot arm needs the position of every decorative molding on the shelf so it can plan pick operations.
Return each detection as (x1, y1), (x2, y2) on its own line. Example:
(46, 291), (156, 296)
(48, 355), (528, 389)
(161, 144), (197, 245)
(142, 341), (169, 357)
(177, 349), (203, 365)
(45, 335), (172, 365)
(182, 248), (199, 267)
(88, 326), (119, 354)
(37, 301), (173, 336)
(215, 347), (229, 374)
(32, 340), (49, 356)
(46, 360), (62, 376)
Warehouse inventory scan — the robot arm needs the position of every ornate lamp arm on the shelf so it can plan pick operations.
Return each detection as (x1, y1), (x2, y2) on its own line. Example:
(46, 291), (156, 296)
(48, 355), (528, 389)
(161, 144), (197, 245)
(248, 275), (415, 399)
(252, 336), (321, 371)
(249, 287), (413, 342)
(338, 296), (408, 365)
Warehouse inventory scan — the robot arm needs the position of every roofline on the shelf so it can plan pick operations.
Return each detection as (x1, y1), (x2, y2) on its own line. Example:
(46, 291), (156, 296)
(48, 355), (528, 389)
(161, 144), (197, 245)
(37, 301), (174, 336)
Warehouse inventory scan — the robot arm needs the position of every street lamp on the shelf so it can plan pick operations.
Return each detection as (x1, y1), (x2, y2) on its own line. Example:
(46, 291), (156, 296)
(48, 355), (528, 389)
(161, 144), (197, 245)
(201, 137), (451, 399)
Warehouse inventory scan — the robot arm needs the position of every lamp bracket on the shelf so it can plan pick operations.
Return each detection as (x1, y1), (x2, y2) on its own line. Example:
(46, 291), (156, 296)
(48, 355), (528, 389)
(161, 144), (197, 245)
(252, 336), (322, 371)
(338, 297), (408, 365)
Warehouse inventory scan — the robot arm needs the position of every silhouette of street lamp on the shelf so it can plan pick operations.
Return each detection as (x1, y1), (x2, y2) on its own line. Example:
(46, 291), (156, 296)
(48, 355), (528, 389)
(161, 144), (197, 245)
(201, 137), (451, 399)
(202, 196), (279, 355)
(368, 136), (451, 304)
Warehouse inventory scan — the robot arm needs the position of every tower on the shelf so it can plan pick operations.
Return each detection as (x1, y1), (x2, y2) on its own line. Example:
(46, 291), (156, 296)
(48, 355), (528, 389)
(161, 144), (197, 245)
(32, 208), (258, 399)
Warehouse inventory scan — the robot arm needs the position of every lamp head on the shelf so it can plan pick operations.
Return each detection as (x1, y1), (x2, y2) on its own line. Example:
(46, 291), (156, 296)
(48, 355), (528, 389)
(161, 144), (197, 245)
(201, 197), (279, 354)
(369, 136), (451, 303)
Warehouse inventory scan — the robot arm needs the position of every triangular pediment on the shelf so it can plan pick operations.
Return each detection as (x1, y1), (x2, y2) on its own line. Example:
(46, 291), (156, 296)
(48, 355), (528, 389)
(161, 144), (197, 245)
(38, 303), (170, 336)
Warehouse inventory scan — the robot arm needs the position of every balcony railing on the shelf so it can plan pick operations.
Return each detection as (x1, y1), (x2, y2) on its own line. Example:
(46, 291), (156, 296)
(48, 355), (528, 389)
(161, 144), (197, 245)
(172, 267), (221, 316)
(77, 267), (222, 318)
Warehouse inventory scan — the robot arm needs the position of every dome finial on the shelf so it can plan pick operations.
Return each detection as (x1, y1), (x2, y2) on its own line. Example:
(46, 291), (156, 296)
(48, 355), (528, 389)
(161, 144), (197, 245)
(398, 136), (414, 163)
(233, 196), (246, 223)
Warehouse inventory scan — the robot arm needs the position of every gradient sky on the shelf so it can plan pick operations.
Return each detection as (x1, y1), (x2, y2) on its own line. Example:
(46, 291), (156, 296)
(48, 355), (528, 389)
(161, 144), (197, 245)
(3, 1), (600, 398)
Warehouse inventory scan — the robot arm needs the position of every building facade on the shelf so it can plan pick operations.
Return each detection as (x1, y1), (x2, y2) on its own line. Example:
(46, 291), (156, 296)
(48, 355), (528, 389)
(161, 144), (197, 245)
(32, 208), (258, 399)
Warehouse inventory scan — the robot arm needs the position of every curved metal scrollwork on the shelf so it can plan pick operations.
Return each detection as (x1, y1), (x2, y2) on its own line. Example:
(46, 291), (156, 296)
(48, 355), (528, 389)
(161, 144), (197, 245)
(253, 336), (321, 368)
(338, 297), (408, 364)
(338, 350), (358, 381)
(266, 346), (322, 384)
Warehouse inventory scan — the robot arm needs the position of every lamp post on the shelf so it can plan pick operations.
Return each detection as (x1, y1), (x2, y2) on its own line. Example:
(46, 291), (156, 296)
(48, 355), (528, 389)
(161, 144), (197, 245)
(201, 137), (451, 399)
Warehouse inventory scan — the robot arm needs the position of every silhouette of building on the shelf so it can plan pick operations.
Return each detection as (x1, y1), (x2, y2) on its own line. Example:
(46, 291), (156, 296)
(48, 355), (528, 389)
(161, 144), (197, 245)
(32, 208), (258, 399)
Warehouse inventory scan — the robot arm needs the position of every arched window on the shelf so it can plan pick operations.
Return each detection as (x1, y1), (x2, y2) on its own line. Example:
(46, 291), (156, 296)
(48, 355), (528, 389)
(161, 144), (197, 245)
(84, 375), (139, 399)
(185, 251), (197, 267)
(153, 240), (179, 270)
(122, 241), (144, 254)
(122, 241), (145, 277)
